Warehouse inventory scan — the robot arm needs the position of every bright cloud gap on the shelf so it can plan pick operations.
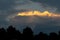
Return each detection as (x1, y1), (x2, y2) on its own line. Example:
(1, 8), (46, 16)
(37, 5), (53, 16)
(17, 10), (60, 17)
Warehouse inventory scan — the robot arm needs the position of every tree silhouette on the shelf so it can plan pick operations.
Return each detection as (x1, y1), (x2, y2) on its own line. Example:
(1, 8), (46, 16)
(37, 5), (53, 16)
(34, 32), (48, 40)
(7, 25), (22, 40)
(49, 32), (58, 40)
(0, 28), (6, 40)
(0, 25), (59, 40)
(23, 26), (34, 40)
(58, 31), (60, 40)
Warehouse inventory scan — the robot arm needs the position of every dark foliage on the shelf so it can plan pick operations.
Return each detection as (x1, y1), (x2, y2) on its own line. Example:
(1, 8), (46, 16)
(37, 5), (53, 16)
(0, 25), (59, 40)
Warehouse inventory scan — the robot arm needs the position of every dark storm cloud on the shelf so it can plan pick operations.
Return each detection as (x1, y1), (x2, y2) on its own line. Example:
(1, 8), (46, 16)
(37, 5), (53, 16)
(31, 0), (60, 12)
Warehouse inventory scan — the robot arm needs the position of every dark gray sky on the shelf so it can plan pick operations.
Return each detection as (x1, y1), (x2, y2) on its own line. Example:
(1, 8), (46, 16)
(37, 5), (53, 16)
(0, 0), (60, 34)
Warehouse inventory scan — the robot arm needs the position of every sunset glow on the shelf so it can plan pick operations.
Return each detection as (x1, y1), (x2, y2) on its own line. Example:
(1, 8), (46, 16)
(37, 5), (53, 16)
(17, 10), (60, 17)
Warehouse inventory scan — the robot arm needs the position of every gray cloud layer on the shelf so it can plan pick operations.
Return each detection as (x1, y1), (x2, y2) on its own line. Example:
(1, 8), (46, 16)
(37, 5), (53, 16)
(0, 0), (60, 34)
(31, 0), (60, 12)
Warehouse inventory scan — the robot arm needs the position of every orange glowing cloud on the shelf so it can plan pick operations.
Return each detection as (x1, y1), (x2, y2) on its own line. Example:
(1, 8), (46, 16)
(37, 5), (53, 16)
(17, 10), (60, 17)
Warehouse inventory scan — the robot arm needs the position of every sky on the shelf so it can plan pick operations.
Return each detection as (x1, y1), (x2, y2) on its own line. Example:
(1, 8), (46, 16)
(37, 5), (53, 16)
(0, 0), (60, 34)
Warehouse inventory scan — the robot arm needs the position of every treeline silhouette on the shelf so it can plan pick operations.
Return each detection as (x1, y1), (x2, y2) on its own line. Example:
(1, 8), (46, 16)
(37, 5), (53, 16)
(0, 25), (60, 40)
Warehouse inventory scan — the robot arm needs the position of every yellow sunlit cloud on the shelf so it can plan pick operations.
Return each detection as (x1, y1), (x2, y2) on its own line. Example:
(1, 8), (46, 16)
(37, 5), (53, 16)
(17, 10), (60, 17)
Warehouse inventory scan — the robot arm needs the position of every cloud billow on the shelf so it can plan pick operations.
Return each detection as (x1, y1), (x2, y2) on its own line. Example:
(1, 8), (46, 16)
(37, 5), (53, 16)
(31, 0), (60, 12)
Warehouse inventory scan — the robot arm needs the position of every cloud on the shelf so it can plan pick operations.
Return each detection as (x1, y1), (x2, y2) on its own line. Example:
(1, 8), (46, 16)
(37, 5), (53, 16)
(31, 0), (60, 12)
(14, 0), (57, 13)
(6, 11), (60, 30)
(0, 0), (60, 34)
(5, 9), (60, 34)
(0, 0), (16, 11)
